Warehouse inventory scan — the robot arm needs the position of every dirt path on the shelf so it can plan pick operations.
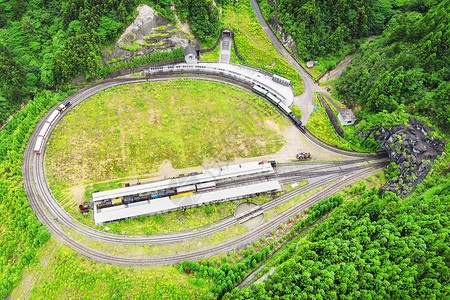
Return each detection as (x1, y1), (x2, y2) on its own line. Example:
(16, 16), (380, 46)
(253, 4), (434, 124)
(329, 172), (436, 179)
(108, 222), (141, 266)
(11, 243), (59, 299)
(319, 52), (356, 83)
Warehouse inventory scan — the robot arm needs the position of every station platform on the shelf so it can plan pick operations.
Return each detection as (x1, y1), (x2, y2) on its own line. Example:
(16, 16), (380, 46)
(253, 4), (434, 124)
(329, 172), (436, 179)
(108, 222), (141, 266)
(92, 161), (273, 204)
(94, 180), (281, 225)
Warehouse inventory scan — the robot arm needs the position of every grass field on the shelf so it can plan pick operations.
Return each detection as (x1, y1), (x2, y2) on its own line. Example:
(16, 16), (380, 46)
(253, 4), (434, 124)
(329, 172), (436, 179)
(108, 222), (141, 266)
(45, 79), (289, 233)
(306, 93), (353, 150)
(12, 239), (210, 299)
(66, 222), (251, 257)
(46, 80), (288, 187)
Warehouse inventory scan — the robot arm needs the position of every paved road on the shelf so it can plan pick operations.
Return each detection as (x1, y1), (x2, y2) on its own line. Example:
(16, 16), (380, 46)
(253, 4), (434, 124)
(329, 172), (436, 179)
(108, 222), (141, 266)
(219, 36), (232, 63)
(249, 0), (324, 124)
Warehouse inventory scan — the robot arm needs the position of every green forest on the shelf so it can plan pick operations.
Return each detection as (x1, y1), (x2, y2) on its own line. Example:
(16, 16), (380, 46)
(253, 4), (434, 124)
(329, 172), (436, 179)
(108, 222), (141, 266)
(223, 151), (449, 299)
(0, 0), (136, 124)
(0, 0), (226, 125)
(336, 0), (449, 131)
(258, 0), (449, 131)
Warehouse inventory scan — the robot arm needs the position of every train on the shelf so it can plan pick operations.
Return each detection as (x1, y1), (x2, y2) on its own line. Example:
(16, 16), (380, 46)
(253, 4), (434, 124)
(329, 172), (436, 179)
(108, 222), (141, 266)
(57, 101), (71, 112)
(34, 102), (71, 154)
(34, 110), (61, 154)
(252, 84), (306, 133)
(97, 181), (217, 210)
(144, 64), (305, 132)
(143, 64), (292, 107)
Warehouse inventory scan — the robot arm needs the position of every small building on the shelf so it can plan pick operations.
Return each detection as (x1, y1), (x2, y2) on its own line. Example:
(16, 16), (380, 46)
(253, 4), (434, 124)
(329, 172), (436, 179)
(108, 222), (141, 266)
(306, 61), (314, 68)
(338, 109), (357, 126)
(184, 45), (197, 64)
(221, 28), (233, 38)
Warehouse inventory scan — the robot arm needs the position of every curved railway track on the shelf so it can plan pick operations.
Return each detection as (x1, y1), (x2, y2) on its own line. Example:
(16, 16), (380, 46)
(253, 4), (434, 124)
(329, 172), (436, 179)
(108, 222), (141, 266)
(25, 144), (385, 266)
(22, 28), (389, 265)
(26, 128), (386, 246)
(303, 129), (386, 158)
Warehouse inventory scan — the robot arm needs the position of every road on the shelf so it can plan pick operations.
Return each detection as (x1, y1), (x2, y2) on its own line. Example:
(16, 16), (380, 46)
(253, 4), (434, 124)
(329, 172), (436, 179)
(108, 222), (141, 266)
(249, 0), (323, 124)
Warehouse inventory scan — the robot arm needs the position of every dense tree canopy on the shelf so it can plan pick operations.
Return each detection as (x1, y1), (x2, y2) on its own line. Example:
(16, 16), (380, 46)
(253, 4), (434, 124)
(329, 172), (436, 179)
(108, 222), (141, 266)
(224, 154), (450, 299)
(0, 0), (186, 124)
(337, 0), (449, 131)
(276, 0), (398, 57)
(0, 0), (141, 123)
(174, 0), (221, 44)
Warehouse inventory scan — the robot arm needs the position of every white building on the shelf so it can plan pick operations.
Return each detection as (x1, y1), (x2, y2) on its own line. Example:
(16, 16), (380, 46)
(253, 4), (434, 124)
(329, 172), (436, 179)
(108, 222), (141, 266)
(184, 45), (198, 64)
(338, 109), (357, 126)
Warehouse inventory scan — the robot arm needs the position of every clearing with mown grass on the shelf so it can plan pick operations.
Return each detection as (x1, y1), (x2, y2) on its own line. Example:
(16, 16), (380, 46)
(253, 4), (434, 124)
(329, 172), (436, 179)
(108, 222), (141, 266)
(46, 79), (288, 186)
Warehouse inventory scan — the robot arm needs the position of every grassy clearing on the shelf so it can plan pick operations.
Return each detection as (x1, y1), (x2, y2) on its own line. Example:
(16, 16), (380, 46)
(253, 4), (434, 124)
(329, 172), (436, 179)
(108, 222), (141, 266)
(306, 93), (353, 150)
(46, 80), (288, 187)
(290, 104), (302, 119)
(143, 32), (170, 40)
(119, 40), (141, 51)
(220, 0), (303, 95)
(12, 238), (210, 299)
(264, 184), (329, 222)
(341, 170), (387, 199)
(67, 223), (250, 257)
(284, 181), (308, 193)
(321, 92), (381, 152)
(200, 46), (220, 61)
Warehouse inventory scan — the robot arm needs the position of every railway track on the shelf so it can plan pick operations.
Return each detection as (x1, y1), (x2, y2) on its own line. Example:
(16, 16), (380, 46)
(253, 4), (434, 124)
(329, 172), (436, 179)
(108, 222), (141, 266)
(22, 56), (389, 265)
(303, 129), (387, 158)
(27, 141), (385, 245)
(25, 154), (385, 266)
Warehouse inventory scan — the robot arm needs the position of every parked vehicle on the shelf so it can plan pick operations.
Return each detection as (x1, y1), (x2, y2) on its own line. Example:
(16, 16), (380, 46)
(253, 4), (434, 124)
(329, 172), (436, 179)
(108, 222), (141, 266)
(296, 152), (311, 160)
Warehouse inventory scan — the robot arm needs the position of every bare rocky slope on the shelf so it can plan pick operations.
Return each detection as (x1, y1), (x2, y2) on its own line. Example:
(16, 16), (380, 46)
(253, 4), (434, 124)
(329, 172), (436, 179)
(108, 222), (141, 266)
(363, 118), (445, 195)
(103, 4), (194, 62)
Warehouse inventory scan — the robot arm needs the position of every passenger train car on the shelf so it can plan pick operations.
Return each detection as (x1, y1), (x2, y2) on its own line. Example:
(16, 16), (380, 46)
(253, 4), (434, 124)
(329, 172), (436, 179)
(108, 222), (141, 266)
(34, 102), (71, 154)
(252, 83), (306, 133)
(34, 110), (60, 154)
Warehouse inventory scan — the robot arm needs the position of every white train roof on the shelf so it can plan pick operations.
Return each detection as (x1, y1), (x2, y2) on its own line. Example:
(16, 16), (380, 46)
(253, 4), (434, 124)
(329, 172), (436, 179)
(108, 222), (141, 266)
(46, 110), (60, 124)
(144, 63), (294, 107)
(34, 136), (44, 152)
(92, 162), (274, 203)
(93, 180), (281, 225)
(38, 122), (51, 137)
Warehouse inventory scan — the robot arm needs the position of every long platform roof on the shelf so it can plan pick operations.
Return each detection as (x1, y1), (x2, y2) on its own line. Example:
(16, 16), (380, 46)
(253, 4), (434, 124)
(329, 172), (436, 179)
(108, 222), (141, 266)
(94, 180), (281, 225)
(92, 161), (273, 203)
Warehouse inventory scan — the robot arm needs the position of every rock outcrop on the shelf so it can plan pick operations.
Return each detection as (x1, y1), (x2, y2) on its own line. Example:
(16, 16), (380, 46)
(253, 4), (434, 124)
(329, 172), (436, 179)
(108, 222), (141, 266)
(269, 18), (297, 55)
(266, 4), (298, 56)
(363, 118), (445, 195)
(103, 4), (193, 62)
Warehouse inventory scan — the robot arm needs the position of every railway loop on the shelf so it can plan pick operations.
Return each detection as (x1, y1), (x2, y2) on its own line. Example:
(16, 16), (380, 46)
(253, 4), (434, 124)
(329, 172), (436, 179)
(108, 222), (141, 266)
(23, 26), (388, 265)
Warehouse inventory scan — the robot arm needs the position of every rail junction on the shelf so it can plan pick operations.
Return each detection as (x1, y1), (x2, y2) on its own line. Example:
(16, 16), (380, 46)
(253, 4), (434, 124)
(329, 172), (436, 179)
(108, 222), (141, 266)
(22, 4), (389, 266)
